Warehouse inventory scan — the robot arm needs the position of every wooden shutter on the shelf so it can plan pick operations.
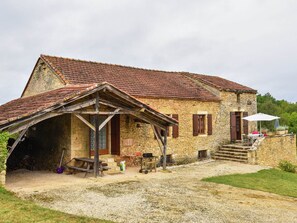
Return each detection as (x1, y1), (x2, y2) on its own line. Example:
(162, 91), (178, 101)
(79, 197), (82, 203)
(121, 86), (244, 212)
(193, 114), (199, 136)
(243, 112), (249, 135)
(111, 115), (120, 155)
(207, 114), (212, 135)
(230, 112), (237, 142)
(172, 114), (179, 138)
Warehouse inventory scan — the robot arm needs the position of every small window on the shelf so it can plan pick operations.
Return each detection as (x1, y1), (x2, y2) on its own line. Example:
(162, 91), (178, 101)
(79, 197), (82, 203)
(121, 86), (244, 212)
(197, 115), (206, 134)
(237, 93), (241, 103)
(198, 150), (208, 160)
(193, 114), (206, 136)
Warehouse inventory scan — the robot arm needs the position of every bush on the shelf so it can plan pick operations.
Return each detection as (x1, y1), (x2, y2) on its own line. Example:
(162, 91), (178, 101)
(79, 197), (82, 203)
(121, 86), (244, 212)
(0, 132), (10, 173)
(278, 160), (296, 173)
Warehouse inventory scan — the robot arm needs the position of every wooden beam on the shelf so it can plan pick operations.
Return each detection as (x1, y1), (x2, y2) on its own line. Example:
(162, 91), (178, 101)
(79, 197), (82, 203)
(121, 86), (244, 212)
(163, 129), (168, 170)
(151, 125), (164, 154)
(56, 111), (129, 115)
(7, 127), (28, 159)
(7, 113), (61, 134)
(74, 114), (95, 131)
(56, 99), (96, 112)
(99, 108), (121, 131)
(94, 92), (100, 178)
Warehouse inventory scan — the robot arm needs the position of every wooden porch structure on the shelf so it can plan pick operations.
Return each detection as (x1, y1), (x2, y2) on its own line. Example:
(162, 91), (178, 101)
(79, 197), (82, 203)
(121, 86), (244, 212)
(0, 83), (178, 177)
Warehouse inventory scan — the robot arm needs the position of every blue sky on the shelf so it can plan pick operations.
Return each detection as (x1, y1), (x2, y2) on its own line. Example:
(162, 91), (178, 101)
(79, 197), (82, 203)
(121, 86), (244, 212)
(0, 0), (297, 104)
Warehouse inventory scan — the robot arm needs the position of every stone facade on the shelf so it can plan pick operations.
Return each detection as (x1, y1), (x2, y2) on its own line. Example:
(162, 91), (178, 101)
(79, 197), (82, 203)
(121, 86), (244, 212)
(68, 93), (257, 162)
(255, 134), (297, 167)
(22, 59), (64, 97)
(16, 60), (258, 166)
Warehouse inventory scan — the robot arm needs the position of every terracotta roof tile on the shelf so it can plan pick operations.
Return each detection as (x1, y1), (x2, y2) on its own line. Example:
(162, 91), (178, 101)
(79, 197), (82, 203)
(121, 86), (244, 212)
(40, 55), (221, 101)
(184, 73), (257, 93)
(0, 84), (96, 125)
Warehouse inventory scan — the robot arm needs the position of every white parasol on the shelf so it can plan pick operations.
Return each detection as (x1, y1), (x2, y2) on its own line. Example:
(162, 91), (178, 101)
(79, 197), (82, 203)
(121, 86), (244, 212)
(242, 113), (280, 131)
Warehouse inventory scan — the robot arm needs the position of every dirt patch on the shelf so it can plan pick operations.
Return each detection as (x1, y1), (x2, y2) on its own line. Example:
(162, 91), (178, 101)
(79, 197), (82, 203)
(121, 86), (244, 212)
(5, 160), (297, 223)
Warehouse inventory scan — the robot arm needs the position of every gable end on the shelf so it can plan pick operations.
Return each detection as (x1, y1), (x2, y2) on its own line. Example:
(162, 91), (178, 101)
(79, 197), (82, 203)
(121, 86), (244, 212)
(22, 58), (66, 97)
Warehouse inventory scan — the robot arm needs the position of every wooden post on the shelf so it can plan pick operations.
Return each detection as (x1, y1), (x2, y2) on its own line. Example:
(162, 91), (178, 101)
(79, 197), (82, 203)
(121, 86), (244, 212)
(94, 92), (100, 178)
(162, 128), (167, 170)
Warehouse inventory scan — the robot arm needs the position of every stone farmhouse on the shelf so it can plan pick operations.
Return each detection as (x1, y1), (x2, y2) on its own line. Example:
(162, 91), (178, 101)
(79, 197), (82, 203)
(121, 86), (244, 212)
(0, 55), (258, 173)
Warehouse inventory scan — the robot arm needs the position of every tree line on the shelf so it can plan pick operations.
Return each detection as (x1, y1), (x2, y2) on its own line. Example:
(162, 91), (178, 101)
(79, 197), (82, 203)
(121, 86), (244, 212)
(257, 93), (297, 133)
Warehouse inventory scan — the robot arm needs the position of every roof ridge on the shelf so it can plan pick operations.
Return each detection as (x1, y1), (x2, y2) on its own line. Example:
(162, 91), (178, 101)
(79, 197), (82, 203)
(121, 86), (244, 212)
(40, 54), (182, 74)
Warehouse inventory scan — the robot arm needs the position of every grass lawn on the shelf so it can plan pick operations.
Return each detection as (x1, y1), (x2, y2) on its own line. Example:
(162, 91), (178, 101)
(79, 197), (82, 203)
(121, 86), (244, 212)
(0, 186), (112, 223)
(202, 169), (297, 198)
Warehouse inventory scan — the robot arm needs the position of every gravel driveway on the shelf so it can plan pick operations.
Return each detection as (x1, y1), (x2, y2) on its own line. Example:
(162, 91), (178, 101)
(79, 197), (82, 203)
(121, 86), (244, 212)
(6, 160), (297, 223)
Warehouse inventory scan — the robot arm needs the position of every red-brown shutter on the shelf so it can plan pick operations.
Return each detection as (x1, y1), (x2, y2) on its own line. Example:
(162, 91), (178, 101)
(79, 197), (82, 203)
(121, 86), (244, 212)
(243, 112), (249, 135)
(172, 114), (179, 138)
(111, 114), (120, 155)
(230, 112), (237, 142)
(207, 114), (212, 135)
(193, 114), (199, 136)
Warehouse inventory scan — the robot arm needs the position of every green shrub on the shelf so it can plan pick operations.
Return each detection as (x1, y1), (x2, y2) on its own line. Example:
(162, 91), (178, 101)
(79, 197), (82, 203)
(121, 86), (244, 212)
(278, 160), (296, 173)
(0, 132), (10, 173)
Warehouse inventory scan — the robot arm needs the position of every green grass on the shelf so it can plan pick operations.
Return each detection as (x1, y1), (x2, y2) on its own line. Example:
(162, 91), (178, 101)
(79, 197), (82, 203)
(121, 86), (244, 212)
(0, 186), (112, 223)
(202, 169), (297, 198)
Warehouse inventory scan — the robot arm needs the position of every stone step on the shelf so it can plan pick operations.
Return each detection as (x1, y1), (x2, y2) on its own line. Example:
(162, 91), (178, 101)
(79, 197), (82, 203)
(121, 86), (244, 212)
(213, 153), (248, 160)
(222, 144), (251, 150)
(215, 150), (248, 157)
(213, 156), (248, 163)
(219, 148), (248, 154)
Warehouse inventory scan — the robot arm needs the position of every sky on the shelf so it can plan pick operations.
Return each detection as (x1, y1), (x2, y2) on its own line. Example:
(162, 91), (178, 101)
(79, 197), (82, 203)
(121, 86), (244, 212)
(0, 0), (297, 105)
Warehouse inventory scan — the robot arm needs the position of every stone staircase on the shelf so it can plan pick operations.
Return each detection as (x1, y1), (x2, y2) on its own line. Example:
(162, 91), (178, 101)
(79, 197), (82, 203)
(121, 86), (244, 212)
(100, 155), (121, 174)
(213, 144), (252, 163)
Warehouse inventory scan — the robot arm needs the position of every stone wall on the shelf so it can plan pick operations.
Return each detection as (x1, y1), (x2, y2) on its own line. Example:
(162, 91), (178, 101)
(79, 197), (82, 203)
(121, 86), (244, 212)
(217, 92), (257, 141)
(67, 92), (257, 161)
(255, 134), (297, 167)
(70, 114), (90, 158)
(22, 59), (64, 97)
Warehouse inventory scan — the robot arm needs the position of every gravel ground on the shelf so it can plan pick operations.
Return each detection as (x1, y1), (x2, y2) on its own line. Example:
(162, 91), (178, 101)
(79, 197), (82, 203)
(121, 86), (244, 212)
(6, 160), (297, 223)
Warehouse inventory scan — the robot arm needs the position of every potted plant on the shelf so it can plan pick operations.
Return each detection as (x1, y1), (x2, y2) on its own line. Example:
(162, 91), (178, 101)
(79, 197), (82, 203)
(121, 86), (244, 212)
(276, 126), (288, 135)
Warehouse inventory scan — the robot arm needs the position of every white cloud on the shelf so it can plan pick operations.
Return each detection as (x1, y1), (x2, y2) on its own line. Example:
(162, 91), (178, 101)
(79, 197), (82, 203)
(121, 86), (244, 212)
(0, 0), (297, 104)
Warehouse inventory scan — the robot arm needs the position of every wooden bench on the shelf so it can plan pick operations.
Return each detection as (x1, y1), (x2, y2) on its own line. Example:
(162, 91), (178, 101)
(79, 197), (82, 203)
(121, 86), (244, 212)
(67, 157), (110, 177)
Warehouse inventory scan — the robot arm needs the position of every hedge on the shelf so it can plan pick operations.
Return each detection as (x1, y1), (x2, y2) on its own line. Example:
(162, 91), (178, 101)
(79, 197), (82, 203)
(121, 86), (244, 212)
(0, 132), (10, 173)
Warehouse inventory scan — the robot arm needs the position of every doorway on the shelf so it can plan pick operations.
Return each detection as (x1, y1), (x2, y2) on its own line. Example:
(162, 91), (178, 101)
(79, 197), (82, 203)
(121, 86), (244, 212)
(230, 112), (242, 141)
(89, 115), (109, 155)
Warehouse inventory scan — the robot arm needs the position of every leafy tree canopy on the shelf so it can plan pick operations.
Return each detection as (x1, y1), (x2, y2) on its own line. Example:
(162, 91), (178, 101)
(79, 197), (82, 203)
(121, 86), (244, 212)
(257, 93), (297, 133)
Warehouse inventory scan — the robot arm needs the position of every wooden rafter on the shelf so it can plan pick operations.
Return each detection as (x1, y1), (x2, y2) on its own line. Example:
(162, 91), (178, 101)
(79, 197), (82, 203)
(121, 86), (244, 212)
(7, 127), (28, 159)
(56, 98), (96, 112)
(75, 114), (95, 131)
(7, 113), (61, 134)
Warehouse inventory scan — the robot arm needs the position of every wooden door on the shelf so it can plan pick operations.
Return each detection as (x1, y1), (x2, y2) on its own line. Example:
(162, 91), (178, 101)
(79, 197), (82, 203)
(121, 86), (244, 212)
(235, 112), (242, 140)
(111, 115), (120, 155)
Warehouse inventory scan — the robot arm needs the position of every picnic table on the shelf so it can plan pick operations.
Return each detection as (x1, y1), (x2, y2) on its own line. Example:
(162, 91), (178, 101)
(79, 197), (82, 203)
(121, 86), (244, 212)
(67, 157), (109, 177)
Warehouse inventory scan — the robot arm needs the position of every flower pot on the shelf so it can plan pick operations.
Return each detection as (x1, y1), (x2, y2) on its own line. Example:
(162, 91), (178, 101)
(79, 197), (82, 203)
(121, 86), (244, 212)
(276, 130), (286, 135)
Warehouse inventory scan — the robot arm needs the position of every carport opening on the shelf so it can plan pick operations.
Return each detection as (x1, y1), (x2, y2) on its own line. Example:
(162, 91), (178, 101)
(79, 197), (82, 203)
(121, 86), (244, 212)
(6, 115), (71, 172)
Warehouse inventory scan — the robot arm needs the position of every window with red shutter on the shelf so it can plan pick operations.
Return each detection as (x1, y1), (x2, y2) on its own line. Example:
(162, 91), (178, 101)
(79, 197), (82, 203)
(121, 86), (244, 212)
(193, 114), (207, 135)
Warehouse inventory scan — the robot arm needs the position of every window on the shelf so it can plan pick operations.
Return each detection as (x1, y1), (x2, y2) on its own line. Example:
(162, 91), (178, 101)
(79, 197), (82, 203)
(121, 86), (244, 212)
(90, 116), (108, 154)
(193, 114), (212, 136)
(237, 93), (241, 103)
(197, 115), (205, 134)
